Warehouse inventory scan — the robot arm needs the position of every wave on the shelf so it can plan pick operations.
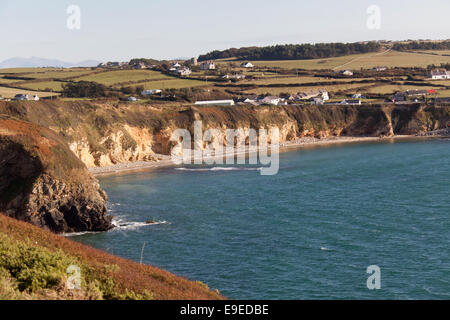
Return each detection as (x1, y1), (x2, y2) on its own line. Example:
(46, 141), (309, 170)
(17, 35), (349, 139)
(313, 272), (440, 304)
(176, 167), (262, 172)
(112, 218), (169, 231)
(63, 219), (169, 237)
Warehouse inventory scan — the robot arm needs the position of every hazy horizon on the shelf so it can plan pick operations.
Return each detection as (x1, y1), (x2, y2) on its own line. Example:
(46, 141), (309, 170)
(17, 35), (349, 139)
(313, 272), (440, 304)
(1, 0), (449, 62)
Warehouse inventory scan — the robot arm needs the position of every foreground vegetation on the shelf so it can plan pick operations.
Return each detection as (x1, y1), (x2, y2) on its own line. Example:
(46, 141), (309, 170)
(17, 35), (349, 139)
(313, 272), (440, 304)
(0, 214), (223, 300)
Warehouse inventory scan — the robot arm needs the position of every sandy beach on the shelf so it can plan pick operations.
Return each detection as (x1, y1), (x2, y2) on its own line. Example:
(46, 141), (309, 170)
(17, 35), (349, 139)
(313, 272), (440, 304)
(89, 134), (440, 177)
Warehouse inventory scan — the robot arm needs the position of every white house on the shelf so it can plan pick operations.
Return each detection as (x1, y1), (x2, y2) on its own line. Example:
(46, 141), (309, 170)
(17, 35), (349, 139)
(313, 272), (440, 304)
(32, 95), (39, 101)
(128, 97), (139, 101)
(340, 70), (354, 76)
(142, 89), (162, 96)
(177, 68), (192, 77)
(320, 90), (329, 101)
(430, 69), (450, 80)
(195, 100), (235, 106)
(259, 96), (284, 105)
(172, 62), (182, 68)
(200, 61), (216, 70)
(240, 62), (254, 68)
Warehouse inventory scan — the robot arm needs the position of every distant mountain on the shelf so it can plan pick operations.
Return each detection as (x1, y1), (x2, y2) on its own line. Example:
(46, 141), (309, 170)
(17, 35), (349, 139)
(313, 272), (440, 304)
(0, 57), (101, 68)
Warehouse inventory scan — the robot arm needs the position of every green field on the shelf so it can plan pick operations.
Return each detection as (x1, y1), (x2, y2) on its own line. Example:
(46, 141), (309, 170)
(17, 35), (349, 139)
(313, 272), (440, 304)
(74, 70), (173, 86)
(16, 81), (64, 91)
(220, 50), (450, 71)
(125, 78), (207, 90)
(23, 69), (94, 79)
(0, 68), (56, 74)
(243, 83), (370, 95)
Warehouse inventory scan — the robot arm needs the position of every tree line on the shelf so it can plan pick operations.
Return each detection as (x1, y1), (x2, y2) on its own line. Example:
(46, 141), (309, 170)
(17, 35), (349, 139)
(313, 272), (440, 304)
(393, 41), (450, 51)
(198, 42), (382, 61)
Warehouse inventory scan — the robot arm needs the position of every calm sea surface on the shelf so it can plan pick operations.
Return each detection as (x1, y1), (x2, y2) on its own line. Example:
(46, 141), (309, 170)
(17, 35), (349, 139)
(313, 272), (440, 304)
(72, 138), (450, 299)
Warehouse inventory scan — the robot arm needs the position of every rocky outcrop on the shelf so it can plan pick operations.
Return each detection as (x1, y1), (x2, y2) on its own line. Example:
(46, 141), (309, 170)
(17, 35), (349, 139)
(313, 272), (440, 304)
(0, 118), (113, 233)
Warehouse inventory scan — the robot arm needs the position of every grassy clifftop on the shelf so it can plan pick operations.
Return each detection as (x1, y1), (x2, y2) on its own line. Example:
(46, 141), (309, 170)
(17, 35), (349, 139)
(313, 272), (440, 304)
(0, 213), (223, 300)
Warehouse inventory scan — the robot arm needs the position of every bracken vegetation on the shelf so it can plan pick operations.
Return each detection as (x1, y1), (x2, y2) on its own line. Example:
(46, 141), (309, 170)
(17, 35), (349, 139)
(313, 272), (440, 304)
(0, 214), (224, 300)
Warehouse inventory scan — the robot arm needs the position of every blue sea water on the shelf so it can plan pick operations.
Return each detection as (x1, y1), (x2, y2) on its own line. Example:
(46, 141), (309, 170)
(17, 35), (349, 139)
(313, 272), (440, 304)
(72, 138), (450, 299)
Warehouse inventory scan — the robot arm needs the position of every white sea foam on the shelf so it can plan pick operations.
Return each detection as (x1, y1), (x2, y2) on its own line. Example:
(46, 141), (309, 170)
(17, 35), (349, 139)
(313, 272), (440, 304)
(176, 167), (262, 172)
(63, 231), (102, 237)
(63, 219), (168, 237)
(112, 218), (169, 231)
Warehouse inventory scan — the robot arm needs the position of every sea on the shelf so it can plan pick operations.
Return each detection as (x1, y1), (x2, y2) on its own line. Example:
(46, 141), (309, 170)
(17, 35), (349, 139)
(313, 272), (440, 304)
(71, 138), (450, 299)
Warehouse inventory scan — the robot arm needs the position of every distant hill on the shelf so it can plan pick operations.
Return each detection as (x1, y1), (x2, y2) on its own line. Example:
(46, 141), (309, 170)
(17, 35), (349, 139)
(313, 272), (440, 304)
(0, 57), (101, 68)
(198, 42), (382, 61)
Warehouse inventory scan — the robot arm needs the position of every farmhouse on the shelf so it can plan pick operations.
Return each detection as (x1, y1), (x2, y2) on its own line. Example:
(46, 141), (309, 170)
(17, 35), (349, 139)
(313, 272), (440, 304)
(340, 70), (354, 76)
(430, 69), (450, 80)
(133, 63), (147, 70)
(373, 66), (387, 71)
(240, 62), (254, 68)
(176, 67), (192, 77)
(195, 100), (235, 106)
(13, 94), (38, 101)
(290, 90), (328, 101)
(141, 89), (162, 95)
(259, 96), (285, 105)
(200, 61), (216, 70)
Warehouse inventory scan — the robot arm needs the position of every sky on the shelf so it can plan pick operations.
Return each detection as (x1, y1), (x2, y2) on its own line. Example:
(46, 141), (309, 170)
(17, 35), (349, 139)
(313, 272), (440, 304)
(0, 0), (449, 62)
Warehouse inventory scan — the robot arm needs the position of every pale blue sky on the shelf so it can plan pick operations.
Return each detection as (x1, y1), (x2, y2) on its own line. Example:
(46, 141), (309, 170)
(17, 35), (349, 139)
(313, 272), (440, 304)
(0, 0), (449, 62)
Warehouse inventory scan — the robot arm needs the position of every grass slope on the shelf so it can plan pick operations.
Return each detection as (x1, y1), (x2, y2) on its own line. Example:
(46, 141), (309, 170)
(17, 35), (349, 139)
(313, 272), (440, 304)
(0, 214), (224, 300)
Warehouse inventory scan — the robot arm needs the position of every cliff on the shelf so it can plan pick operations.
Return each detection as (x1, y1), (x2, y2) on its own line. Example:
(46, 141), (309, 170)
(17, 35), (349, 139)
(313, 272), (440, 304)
(0, 101), (448, 232)
(0, 101), (448, 169)
(0, 117), (113, 233)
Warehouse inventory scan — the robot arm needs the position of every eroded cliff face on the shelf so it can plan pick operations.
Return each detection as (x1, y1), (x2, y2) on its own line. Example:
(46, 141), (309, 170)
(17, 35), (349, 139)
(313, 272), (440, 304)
(0, 101), (448, 169)
(0, 118), (113, 233)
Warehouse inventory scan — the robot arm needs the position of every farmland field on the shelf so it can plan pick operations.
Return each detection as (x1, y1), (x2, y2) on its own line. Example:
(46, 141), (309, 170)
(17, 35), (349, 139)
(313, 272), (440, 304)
(23, 69), (95, 79)
(0, 86), (59, 99)
(247, 76), (377, 86)
(74, 70), (173, 85)
(124, 78), (207, 90)
(242, 83), (371, 95)
(226, 50), (450, 70)
(0, 68), (56, 74)
(16, 81), (64, 91)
